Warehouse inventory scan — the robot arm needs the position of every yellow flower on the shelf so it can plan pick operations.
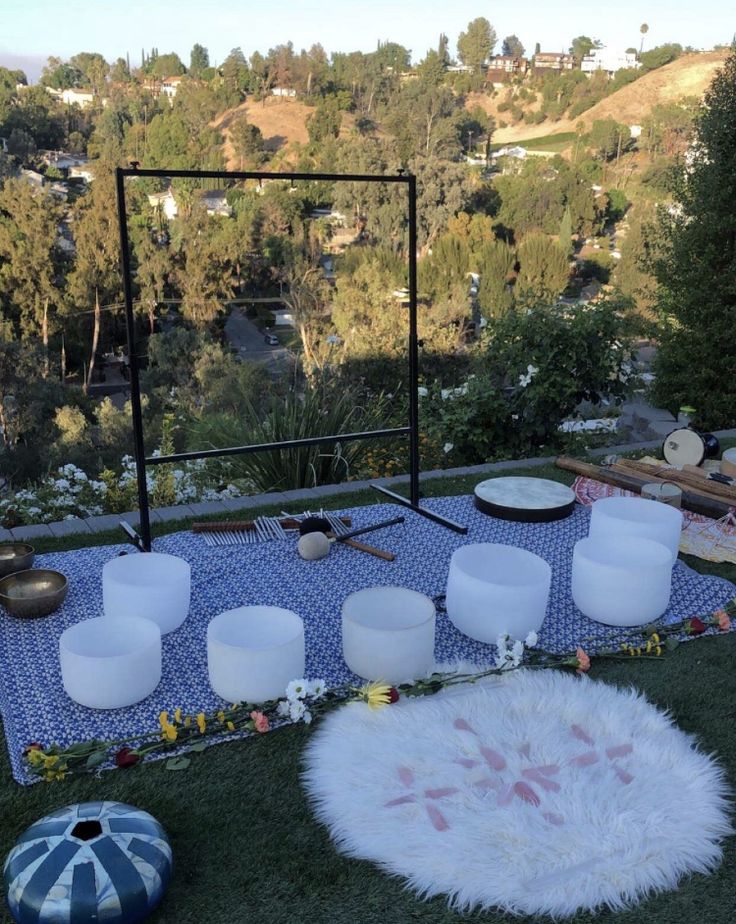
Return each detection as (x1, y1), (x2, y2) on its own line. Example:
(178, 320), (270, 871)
(217, 711), (225, 724)
(174, 708), (182, 724)
(360, 681), (394, 710)
(184, 716), (192, 728)
(163, 723), (178, 742)
(43, 754), (59, 769)
(196, 713), (206, 734)
(227, 721), (235, 732)
(158, 710), (170, 731)
(27, 749), (45, 767)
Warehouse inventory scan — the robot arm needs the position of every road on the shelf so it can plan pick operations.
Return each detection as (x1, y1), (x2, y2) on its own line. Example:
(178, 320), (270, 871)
(224, 307), (292, 375)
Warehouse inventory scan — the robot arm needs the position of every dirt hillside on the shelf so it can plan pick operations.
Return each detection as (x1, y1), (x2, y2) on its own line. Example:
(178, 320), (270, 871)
(213, 97), (357, 168)
(473, 50), (729, 144)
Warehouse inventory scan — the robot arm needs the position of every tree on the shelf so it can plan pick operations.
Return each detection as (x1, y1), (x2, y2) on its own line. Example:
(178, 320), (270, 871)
(151, 52), (186, 78)
(515, 235), (570, 304)
(0, 179), (65, 363)
(67, 165), (123, 391)
(652, 49), (736, 427)
(639, 44), (683, 71)
(501, 35), (525, 58)
(558, 206), (573, 257)
(221, 48), (250, 106)
(569, 36), (599, 61)
(230, 117), (265, 167)
(175, 202), (233, 328)
(477, 239), (515, 316)
(306, 99), (342, 143)
(417, 49), (446, 86)
(189, 44), (210, 78)
(640, 23), (649, 54)
(457, 17), (496, 72)
(281, 258), (332, 377)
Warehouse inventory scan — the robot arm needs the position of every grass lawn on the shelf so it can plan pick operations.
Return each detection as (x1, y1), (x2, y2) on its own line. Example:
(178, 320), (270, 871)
(2, 463), (735, 923)
(491, 132), (577, 153)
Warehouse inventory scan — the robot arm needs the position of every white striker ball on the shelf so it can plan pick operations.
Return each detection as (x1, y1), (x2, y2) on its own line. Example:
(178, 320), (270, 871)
(298, 531), (331, 561)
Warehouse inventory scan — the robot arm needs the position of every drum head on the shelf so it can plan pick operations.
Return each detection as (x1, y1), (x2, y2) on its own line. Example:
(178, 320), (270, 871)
(662, 428), (705, 467)
(473, 476), (576, 522)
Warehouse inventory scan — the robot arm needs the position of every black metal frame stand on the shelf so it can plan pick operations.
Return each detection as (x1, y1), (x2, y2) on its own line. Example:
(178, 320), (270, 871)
(115, 166), (466, 550)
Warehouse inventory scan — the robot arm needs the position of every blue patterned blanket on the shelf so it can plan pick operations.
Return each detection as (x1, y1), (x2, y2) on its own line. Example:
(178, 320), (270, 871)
(0, 496), (733, 784)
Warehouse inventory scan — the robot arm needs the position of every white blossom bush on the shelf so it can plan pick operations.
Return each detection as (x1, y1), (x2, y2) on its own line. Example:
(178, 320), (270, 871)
(0, 458), (246, 528)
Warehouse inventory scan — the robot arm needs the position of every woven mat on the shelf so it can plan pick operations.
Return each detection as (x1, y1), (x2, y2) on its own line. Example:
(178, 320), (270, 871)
(0, 495), (733, 784)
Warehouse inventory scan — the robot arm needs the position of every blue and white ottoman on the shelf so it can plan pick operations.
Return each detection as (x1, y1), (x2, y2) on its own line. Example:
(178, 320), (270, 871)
(3, 802), (172, 924)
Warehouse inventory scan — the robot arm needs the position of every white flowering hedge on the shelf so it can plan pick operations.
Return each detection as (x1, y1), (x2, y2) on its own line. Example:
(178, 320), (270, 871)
(0, 458), (245, 528)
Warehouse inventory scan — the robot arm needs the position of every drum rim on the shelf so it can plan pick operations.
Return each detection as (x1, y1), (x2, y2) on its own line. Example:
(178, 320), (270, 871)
(662, 427), (705, 467)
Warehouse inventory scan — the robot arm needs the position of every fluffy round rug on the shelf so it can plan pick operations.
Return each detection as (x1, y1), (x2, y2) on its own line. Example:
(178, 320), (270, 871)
(303, 670), (732, 917)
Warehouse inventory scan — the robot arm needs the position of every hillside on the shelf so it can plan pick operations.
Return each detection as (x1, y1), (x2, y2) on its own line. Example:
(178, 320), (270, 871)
(483, 50), (728, 144)
(213, 96), (357, 168)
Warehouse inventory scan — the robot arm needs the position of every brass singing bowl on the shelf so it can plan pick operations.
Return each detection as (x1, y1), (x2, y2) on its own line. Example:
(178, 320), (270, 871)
(0, 543), (35, 579)
(0, 569), (68, 619)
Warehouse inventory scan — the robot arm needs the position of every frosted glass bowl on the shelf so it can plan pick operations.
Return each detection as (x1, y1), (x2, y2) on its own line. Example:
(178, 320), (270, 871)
(103, 552), (191, 635)
(572, 536), (673, 626)
(342, 586), (436, 683)
(208, 606), (305, 703)
(445, 544), (551, 643)
(589, 496), (682, 564)
(60, 615), (162, 709)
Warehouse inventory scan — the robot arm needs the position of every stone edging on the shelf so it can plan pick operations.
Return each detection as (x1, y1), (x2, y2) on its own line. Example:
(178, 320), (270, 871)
(4, 427), (736, 543)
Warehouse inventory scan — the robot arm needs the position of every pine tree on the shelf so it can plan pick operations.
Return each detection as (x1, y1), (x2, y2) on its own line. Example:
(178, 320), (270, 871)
(652, 49), (736, 427)
(558, 206), (573, 257)
(515, 235), (570, 305)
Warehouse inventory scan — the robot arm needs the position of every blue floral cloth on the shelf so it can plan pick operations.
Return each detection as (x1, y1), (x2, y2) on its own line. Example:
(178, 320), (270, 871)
(0, 496), (733, 784)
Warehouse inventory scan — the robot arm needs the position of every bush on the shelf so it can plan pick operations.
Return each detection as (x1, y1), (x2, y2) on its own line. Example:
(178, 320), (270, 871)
(421, 301), (633, 464)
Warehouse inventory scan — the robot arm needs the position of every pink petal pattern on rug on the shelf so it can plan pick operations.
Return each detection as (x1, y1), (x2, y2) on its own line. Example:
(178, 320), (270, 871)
(385, 794), (417, 806)
(455, 757), (480, 768)
(425, 787), (459, 799)
(513, 781), (541, 806)
(454, 718), (477, 734)
(480, 746), (506, 771)
(543, 812), (565, 826)
(398, 766), (414, 786)
(606, 743), (633, 759)
(571, 725), (595, 745)
(523, 769), (561, 792)
(425, 803), (450, 831)
(614, 766), (634, 785)
(570, 751), (599, 767)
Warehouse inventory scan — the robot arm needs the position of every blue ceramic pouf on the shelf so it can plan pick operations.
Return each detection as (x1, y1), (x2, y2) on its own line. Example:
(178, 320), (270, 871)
(3, 802), (172, 924)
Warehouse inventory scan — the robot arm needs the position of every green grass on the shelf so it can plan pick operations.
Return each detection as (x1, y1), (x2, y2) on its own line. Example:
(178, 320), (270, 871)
(491, 132), (577, 153)
(3, 463), (735, 923)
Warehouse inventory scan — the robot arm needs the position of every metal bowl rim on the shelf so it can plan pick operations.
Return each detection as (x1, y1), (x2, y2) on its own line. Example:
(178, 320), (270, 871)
(0, 569), (68, 601)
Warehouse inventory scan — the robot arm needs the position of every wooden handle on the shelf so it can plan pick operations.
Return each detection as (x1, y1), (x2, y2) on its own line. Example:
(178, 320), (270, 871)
(341, 538), (396, 562)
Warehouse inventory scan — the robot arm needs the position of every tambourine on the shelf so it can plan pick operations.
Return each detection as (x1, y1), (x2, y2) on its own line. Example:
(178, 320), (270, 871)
(473, 476), (576, 522)
(662, 428), (720, 468)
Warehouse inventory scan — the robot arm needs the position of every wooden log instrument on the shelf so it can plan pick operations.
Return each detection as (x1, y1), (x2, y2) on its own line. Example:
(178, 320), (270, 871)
(555, 456), (735, 520)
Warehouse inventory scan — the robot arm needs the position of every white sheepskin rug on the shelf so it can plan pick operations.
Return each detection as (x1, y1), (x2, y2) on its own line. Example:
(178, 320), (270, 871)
(302, 670), (732, 918)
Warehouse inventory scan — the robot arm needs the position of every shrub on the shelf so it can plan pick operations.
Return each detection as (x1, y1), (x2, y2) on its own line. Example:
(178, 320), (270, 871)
(421, 301), (633, 463)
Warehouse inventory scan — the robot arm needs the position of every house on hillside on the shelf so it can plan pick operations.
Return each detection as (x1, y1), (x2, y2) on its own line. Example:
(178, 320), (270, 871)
(447, 63), (473, 74)
(486, 56), (528, 85)
(46, 87), (96, 109)
(147, 187), (232, 220)
(271, 87), (296, 98)
(19, 168), (44, 188)
(41, 151), (88, 172)
(160, 76), (183, 101)
(533, 52), (575, 72)
(147, 189), (178, 220)
(201, 189), (232, 217)
(581, 49), (639, 76)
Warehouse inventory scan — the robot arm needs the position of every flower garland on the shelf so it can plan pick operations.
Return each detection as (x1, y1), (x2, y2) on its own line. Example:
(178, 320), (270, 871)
(24, 600), (735, 782)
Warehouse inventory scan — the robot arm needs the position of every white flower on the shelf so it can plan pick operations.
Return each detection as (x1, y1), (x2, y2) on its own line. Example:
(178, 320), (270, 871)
(308, 679), (326, 698)
(54, 478), (70, 491)
(302, 709), (313, 725)
(511, 414), (519, 421)
(286, 679), (308, 701)
(443, 442), (454, 454)
(518, 364), (539, 389)
(276, 700), (290, 717)
(511, 640), (524, 664)
(524, 631), (538, 648)
(288, 700), (306, 722)
(417, 386), (429, 398)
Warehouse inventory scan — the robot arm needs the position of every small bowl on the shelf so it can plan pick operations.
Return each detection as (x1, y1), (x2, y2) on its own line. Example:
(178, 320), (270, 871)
(0, 569), (68, 619)
(0, 543), (35, 579)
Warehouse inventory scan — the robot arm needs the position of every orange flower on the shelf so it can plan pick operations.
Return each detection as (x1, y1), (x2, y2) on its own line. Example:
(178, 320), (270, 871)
(715, 609), (731, 632)
(576, 647), (591, 673)
(250, 711), (270, 733)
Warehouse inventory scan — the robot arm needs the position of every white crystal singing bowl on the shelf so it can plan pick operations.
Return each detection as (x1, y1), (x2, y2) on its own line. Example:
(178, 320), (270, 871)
(60, 615), (162, 709)
(208, 606), (305, 703)
(341, 586), (436, 683)
(572, 536), (673, 626)
(445, 543), (551, 643)
(103, 552), (191, 635)
(589, 496), (683, 564)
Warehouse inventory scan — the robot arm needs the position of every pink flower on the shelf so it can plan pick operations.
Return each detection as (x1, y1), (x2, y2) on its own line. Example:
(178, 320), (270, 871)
(576, 647), (591, 673)
(715, 609), (731, 632)
(250, 711), (270, 733)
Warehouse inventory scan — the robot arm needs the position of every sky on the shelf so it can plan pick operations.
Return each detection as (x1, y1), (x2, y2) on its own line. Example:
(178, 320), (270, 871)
(0, 0), (732, 81)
